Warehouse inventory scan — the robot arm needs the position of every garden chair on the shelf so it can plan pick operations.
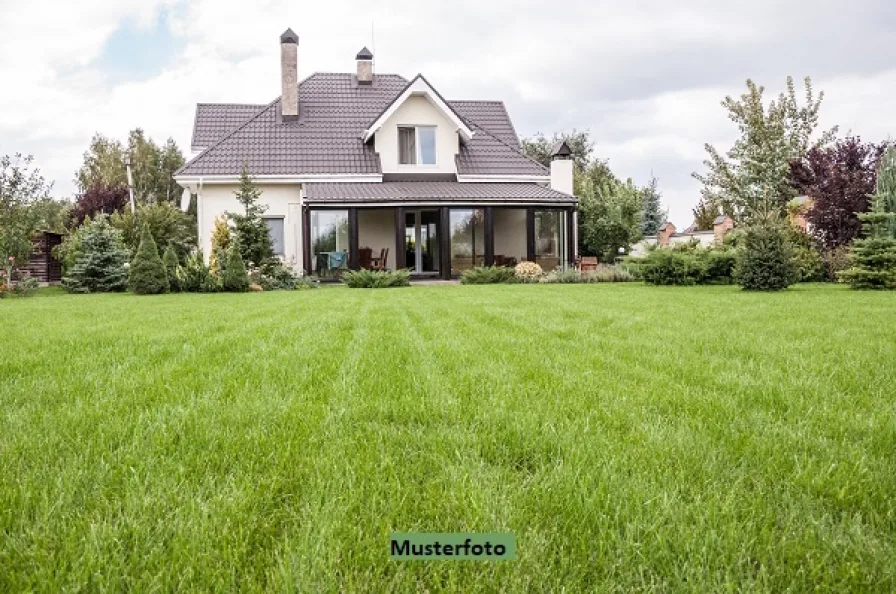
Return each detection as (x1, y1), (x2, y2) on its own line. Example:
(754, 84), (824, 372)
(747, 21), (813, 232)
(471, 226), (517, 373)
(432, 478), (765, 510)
(578, 256), (598, 272)
(371, 248), (389, 271)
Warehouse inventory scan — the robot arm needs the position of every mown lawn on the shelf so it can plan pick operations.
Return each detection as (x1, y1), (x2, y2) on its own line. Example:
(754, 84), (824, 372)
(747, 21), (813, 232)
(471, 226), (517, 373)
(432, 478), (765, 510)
(1, 284), (895, 592)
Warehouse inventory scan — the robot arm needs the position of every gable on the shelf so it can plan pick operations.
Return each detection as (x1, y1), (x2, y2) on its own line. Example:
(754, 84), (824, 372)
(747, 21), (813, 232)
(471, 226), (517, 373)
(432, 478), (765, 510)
(374, 95), (461, 174)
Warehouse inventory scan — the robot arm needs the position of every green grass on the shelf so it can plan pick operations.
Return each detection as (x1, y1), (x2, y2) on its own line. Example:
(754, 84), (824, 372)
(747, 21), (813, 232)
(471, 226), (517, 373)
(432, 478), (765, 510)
(1, 284), (895, 592)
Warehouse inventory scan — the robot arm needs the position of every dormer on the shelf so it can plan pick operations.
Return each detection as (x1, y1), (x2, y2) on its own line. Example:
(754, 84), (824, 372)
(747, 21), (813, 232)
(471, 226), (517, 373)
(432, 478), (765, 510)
(365, 75), (473, 175)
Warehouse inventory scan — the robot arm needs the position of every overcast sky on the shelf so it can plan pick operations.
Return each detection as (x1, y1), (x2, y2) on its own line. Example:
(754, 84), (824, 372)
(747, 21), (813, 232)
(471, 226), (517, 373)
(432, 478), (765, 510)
(1, 0), (894, 226)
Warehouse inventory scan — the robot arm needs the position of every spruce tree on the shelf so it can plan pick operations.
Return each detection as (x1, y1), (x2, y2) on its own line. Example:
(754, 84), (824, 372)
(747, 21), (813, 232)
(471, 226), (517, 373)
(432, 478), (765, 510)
(62, 215), (129, 293)
(129, 224), (169, 294)
(839, 192), (896, 289)
(228, 166), (274, 269)
(162, 243), (180, 292)
(640, 176), (666, 236)
(736, 220), (799, 291)
(222, 239), (249, 292)
(209, 216), (231, 274)
(876, 146), (896, 238)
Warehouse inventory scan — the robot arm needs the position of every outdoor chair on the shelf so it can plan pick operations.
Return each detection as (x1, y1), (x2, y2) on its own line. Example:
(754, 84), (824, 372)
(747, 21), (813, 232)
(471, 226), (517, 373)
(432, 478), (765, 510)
(578, 256), (599, 272)
(371, 248), (389, 270)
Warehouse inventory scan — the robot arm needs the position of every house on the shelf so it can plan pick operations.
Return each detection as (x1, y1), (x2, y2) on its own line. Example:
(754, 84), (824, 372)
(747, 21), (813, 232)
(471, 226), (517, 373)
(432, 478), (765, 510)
(174, 29), (578, 279)
(629, 215), (735, 257)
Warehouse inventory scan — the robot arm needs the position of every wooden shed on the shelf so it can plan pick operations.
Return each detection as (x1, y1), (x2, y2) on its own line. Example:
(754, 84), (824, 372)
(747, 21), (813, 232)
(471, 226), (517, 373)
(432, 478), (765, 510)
(23, 231), (65, 283)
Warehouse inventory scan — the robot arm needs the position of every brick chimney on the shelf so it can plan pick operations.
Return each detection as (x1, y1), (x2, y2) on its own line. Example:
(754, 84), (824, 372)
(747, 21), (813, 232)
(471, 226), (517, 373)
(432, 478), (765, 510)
(280, 28), (299, 121)
(356, 47), (373, 84)
(658, 222), (676, 246)
(550, 140), (574, 196)
(712, 215), (734, 244)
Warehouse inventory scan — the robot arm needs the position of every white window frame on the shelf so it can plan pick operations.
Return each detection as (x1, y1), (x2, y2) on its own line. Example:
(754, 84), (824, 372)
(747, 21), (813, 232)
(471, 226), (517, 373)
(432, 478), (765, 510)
(398, 125), (437, 167)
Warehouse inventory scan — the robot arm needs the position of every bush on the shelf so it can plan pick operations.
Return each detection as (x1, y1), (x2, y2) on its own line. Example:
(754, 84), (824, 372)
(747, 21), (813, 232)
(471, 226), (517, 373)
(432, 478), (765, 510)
(179, 250), (220, 293)
(111, 202), (196, 262)
(129, 225), (169, 295)
(0, 273), (39, 298)
(585, 264), (636, 283)
(249, 261), (303, 290)
(62, 215), (129, 293)
(294, 275), (320, 290)
(514, 261), (543, 282)
(735, 224), (799, 291)
(460, 266), (517, 284)
(703, 249), (737, 284)
(540, 268), (584, 283)
(342, 268), (410, 288)
(639, 247), (736, 285)
(792, 246), (826, 282)
(162, 244), (180, 292)
(222, 240), (250, 292)
(820, 246), (852, 282)
(838, 208), (896, 289)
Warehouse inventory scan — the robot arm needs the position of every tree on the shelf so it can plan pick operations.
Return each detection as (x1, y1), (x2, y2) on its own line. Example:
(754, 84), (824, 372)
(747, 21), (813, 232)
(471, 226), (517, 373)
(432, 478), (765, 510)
(76, 130), (185, 205)
(0, 154), (52, 268)
(735, 222), (799, 291)
(30, 197), (71, 233)
(227, 166), (274, 269)
(522, 130), (594, 172)
(691, 196), (719, 231)
(640, 175), (666, 236)
(162, 244), (181, 292)
(61, 215), (129, 293)
(838, 176), (896, 289)
(110, 201), (196, 262)
(694, 76), (837, 223)
(209, 216), (232, 275)
(790, 137), (885, 249)
(129, 225), (169, 295)
(579, 169), (643, 260)
(222, 239), (249, 292)
(875, 146), (896, 238)
(70, 183), (130, 227)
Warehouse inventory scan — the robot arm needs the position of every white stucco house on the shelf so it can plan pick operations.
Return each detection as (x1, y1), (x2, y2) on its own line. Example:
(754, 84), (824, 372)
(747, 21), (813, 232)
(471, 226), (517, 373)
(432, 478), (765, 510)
(174, 28), (577, 279)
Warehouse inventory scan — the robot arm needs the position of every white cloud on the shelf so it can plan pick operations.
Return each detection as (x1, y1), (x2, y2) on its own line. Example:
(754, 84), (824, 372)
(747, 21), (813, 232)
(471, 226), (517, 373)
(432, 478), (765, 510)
(1, 0), (894, 227)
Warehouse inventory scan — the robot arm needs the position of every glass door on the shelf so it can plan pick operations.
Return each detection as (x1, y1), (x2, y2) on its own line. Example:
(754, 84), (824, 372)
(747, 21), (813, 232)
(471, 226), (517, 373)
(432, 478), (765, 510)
(405, 210), (440, 274)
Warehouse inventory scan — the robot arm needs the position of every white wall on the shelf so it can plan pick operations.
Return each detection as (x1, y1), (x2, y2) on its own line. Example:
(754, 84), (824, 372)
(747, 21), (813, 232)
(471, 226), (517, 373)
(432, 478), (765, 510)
(494, 208), (527, 262)
(198, 184), (303, 268)
(374, 95), (459, 175)
(670, 232), (715, 248)
(358, 208), (395, 269)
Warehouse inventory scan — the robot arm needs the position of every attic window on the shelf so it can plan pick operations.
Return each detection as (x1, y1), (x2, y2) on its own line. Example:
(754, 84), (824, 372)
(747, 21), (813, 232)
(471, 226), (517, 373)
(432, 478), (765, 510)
(398, 126), (436, 165)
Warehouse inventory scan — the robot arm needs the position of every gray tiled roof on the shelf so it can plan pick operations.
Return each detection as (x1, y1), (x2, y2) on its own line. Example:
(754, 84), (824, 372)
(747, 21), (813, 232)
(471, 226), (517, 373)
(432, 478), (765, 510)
(191, 103), (266, 150)
(179, 73), (548, 177)
(712, 214), (730, 225)
(304, 181), (574, 204)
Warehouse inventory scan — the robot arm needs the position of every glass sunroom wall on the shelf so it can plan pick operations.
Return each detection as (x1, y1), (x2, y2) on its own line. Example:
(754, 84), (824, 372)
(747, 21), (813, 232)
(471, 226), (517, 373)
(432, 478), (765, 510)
(492, 208), (527, 268)
(310, 210), (349, 278)
(449, 209), (484, 275)
(535, 210), (567, 271)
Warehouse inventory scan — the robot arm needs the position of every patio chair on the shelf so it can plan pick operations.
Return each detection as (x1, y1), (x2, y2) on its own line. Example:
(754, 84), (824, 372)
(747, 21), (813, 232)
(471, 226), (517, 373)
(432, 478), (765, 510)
(359, 247), (373, 269)
(371, 248), (389, 271)
(578, 256), (598, 272)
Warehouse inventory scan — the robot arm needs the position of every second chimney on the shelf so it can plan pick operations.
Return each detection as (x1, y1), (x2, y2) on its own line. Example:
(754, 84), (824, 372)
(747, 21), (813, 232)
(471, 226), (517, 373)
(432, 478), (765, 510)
(280, 28), (299, 121)
(356, 47), (374, 84)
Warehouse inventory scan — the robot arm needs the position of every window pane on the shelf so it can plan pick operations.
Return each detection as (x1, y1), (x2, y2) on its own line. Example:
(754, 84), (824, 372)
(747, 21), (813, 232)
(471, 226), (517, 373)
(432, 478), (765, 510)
(310, 210), (349, 278)
(535, 210), (566, 272)
(418, 127), (436, 165)
(450, 209), (484, 275)
(264, 217), (285, 256)
(398, 127), (416, 164)
(493, 208), (526, 268)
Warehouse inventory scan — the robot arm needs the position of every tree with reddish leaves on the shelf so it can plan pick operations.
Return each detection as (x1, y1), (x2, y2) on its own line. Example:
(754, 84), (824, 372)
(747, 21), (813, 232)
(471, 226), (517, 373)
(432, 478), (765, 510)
(790, 137), (887, 249)
(70, 183), (129, 227)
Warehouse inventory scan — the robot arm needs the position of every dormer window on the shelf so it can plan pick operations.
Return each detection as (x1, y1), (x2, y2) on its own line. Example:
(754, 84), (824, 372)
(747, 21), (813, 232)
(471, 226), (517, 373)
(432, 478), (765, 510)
(398, 126), (436, 165)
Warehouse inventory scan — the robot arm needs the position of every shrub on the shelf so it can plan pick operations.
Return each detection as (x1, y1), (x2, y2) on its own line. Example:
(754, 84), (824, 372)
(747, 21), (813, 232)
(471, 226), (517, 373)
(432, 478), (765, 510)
(129, 225), (169, 295)
(0, 273), (39, 298)
(514, 261), (543, 282)
(820, 246), (852, 282)
(249, 261), (303, 290)
(179, 250), (220, 293)
(342, 268), (411, 288)
(792, 246), (826, 282)
(640, 249), (702, 285)
(62, 215), (129, 293)
(460, 266), (517, 284)
(111, 202), (196, 262)
(838, 197), (896, 289)
(540, 268), (584, 283)
(585, 264), (636, 283)
(735, 224), (799, 291)
(228, 167), (276, 270)
(294, 275), (320, 290)
(209, 216), (231, 275)
(703, 249), (737, 284)
(162, 244), (180, 292)
(222, 240), (250, 292)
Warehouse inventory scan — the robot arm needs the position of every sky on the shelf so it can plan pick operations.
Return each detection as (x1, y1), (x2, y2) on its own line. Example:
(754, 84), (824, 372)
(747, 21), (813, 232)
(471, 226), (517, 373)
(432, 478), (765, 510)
(1, 0), (895, 226)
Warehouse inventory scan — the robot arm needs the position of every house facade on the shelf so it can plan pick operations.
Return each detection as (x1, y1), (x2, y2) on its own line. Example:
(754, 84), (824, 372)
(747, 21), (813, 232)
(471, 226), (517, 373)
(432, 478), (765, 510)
(175, 29), (578, 280)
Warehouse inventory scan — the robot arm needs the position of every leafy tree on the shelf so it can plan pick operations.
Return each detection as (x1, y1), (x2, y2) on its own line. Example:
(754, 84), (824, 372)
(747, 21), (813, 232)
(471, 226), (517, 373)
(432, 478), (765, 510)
(30, 197), (71, 233)
(222, 239), (249, 292)
(640, 175), (666, 236)
(76, 130), (185, 205)
(579, 171), (643, 260)
(790, 137), (885, 249)
(839, 187), (896, 289)
(110, 201), (196, 262)
(209, 216), (232, 275)
(0, 154), (52, 267)
(61, 215), (129, 293)
(522, 130), (594, 172)
(227, 166), (274, 269)
(162, 244), (181, 292)
(70, 183), (130, 227)
(875, 146), (896, 238)
(735, 222), (799, 291)
(694, 76), (837, 223)
(128, 225), (169, 295)
(691, 196), (719, 231)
